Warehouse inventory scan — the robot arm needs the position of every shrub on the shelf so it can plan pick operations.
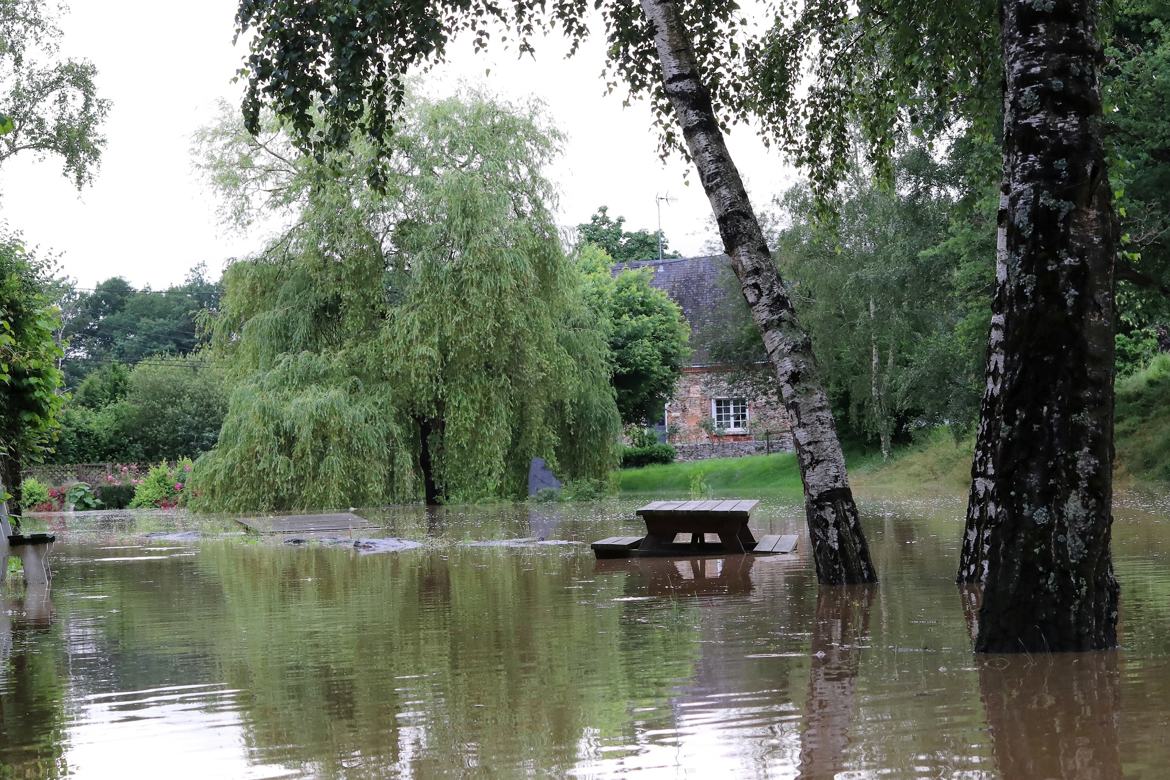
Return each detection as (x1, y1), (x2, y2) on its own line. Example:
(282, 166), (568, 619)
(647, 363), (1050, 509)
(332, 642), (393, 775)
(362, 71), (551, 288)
(561, 478), (613, 501)
(530, 487), (562, 503)
(18, 477), (51, 512)
(130, 459), (193, 509)
(625, 426), (660, 449)
(620, 443), (676, 469)
(65, 481), (101, 510)
(95, 483), (136, 509)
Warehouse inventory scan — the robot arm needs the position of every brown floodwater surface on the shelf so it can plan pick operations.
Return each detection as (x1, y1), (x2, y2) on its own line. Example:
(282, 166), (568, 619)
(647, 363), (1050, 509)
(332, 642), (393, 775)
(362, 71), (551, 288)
(2, 494), (1170, 778)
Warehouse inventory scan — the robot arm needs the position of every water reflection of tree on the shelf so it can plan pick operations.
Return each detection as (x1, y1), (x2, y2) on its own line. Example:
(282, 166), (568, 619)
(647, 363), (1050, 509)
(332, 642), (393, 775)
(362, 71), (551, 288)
(193, 543), (703, 775)
(978, 653), (1122, 779)
(961, 584), (1123, 779)
(798, 585), (875, 780)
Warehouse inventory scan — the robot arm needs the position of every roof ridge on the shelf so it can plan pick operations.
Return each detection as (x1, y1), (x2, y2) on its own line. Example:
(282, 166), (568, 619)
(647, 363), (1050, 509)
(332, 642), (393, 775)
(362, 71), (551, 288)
(613, 254), (727, 268)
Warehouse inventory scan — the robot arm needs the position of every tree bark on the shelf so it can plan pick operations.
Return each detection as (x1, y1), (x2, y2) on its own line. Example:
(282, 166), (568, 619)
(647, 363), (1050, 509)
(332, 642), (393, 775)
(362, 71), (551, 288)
(972, 0), (1120, 652)
(417, 417), (440, 505)
(869, 298), (891, 461)
(957, 178), (1010, 585)
(639, 0), (876, 584)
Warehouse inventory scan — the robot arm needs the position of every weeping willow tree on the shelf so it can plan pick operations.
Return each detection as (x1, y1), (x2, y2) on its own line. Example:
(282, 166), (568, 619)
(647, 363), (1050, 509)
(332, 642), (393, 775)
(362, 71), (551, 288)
(189, 94), (620, 510)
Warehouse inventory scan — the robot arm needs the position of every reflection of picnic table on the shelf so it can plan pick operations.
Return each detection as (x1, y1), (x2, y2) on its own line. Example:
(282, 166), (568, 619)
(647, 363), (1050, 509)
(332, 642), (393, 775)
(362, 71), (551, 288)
(593, 555), (756, 596)
(637, 500), (760, 554)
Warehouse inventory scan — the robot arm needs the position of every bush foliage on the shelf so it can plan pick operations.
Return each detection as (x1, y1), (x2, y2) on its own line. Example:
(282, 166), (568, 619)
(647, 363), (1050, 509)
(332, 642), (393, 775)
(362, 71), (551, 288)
(620, 444), (676, 469)
(130, 460), (192, 509)
(17, 477), (50, 512)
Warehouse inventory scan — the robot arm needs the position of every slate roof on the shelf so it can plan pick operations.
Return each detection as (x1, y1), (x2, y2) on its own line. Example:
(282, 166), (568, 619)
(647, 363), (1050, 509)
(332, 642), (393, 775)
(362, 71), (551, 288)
(613, 255), (745, 367)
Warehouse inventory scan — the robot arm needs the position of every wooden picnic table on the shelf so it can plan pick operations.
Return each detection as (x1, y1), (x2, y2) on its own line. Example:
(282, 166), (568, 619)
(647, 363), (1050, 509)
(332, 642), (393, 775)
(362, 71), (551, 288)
(635, 499), (760, 554)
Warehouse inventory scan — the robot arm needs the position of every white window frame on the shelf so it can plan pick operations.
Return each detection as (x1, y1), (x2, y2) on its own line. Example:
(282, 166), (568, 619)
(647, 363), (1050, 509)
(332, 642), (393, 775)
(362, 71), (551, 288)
(711, 397), (749, 433)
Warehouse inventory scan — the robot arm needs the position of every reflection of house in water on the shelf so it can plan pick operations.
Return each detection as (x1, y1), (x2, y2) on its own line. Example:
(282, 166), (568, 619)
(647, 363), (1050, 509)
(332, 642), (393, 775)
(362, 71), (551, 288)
(614, 256), (794, 459)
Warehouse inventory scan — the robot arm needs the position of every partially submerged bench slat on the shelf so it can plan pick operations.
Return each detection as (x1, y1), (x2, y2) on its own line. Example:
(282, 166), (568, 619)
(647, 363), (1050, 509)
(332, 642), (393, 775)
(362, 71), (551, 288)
(591, 536), (644, 559)
(753, 534), (799, 554)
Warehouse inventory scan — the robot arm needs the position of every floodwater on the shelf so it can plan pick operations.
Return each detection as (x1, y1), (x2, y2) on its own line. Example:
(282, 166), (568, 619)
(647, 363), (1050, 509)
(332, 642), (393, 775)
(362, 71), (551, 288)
(3, 494), (1170, 778)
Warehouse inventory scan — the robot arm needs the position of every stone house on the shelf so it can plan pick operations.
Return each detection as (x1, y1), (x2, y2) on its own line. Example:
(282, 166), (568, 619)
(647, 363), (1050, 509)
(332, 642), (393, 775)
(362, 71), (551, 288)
(614, 256), (794, 461)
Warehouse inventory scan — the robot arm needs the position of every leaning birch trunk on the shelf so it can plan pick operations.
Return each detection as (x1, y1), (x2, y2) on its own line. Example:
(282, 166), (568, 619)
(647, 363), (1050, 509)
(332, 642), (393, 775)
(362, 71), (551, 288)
(639, 0), (876, 584)
(956, 182), (1010, 585)
(973, 0), (1120, 652)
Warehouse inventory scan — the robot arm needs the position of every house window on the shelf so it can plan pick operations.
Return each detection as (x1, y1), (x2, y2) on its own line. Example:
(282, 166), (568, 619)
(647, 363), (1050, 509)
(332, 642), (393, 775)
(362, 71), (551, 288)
(712, 398), (748, 432)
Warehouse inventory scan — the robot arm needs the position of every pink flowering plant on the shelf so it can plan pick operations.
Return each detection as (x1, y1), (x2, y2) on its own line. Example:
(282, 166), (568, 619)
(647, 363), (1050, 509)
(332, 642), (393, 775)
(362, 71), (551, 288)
(129, 459), (195, 509)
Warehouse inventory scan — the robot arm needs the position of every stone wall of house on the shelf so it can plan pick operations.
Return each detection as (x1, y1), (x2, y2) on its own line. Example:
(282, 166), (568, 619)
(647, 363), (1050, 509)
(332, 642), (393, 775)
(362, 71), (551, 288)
(665, 367), (791, 446)
(674, 436), (795, 462)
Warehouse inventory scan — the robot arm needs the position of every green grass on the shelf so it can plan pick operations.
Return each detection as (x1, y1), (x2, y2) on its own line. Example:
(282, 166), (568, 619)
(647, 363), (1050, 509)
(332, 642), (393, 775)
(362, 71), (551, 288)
(850, 428), (974, 493)
(616, 452), (805, 498)
(1116, 353), (1170, 485)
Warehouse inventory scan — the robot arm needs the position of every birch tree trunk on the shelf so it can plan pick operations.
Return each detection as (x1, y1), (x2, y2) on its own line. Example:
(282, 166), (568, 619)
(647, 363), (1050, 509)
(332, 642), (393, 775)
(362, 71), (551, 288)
(640, 0), (876, 584)
(956, 182), (1009, 585)
(973, 0), (1119, 652)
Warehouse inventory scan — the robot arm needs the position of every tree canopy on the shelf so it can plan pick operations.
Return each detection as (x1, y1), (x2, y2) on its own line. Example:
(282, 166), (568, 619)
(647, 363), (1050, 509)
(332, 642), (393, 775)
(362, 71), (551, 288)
(58, 267), (220, 387)
(576, 243), (689, 425)
(189, 94), (620, 510)
(234, 0), (761, 182)
(0, 0), (109, 187)
(577, 206), (679, 263)
(51, 356), (227, 464)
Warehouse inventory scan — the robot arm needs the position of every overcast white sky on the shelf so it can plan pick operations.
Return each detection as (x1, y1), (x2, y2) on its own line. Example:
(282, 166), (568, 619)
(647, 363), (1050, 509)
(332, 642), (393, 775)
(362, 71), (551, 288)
(2, 0), (798, 289)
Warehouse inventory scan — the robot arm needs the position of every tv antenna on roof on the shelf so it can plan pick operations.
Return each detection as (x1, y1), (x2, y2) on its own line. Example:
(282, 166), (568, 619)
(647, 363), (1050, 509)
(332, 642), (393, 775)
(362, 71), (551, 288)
(655, 193), (673, 262)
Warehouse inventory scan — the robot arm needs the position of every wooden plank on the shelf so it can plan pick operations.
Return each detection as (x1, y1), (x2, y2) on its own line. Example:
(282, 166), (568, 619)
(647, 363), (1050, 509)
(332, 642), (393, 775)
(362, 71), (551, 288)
(638, 501), (666, 512)
(754, 534), (780, 553)
(774, 534), (798, 553)
(695, 500), (722, 512)
(753, 533), (799, 554)
(237, 512), (374, 534)
(712, 499), (740, 513)
(591, 536), (644, 559)
(730, 499), (759, 513)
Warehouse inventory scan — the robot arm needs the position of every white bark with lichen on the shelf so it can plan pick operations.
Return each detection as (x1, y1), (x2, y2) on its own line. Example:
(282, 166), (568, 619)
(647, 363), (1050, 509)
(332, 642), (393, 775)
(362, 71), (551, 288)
(639, 0), (875, 584)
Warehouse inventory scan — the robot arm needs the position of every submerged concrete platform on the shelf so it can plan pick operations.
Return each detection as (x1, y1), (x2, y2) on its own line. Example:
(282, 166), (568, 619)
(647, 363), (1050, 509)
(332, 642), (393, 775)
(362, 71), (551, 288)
(237, 512), (374, 534)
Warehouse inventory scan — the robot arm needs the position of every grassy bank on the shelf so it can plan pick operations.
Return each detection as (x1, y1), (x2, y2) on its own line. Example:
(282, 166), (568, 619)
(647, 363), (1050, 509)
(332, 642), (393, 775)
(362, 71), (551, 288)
(1116, 353), (1170, 484)
(850, 428), (974, 493)
(616, 452), (806, 498)
(619, 357), (1170, 498)
(615, 437), (968, 499)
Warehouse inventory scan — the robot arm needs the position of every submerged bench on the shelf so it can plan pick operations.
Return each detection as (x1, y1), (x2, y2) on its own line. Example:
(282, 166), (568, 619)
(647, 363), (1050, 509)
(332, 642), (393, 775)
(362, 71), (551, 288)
(637, 500), (760, 554)
(7, 534), (55, 585)
(591, 499), (806, 559)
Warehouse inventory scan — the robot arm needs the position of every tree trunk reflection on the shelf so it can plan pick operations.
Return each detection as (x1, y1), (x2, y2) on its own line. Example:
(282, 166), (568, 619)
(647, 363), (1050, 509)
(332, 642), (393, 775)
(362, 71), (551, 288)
(979, 651), (1122, 780)
(798, 585), (875, 779)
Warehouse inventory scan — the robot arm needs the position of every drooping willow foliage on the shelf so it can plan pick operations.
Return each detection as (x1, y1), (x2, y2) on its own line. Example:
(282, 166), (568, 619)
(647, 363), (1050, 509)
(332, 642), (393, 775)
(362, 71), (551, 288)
(190, 94), (621, 511)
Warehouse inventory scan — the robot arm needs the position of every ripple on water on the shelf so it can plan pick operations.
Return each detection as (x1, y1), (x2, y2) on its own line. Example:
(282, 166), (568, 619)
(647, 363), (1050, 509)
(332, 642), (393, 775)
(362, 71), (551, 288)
(2, 496), (1169, 777)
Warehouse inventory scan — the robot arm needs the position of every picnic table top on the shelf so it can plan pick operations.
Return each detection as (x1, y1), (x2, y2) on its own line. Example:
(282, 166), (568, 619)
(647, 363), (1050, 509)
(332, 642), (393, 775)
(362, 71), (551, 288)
(636, 499), (759, 517)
